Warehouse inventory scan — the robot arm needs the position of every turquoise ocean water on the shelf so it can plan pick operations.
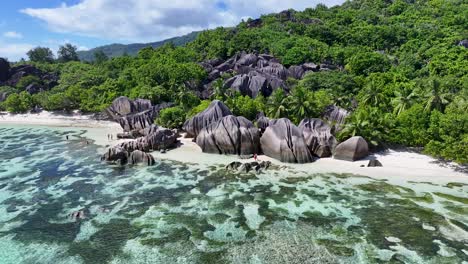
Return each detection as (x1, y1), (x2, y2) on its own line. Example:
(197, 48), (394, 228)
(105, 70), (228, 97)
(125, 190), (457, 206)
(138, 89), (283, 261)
(0, 125), (467, 263)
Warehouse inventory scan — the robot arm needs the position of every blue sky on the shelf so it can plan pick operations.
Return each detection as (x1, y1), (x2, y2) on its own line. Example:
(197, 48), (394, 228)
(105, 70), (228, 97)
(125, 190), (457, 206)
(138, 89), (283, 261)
(0, 0), (345, 61)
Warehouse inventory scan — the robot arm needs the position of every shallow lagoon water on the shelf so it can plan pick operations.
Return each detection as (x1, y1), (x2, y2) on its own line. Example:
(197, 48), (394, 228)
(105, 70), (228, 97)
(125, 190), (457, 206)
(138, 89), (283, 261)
(0, 126), (467, 264)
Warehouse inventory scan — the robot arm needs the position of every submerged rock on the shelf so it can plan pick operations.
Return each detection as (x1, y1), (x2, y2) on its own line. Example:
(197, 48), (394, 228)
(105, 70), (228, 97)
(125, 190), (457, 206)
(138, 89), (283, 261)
(260, 118), (314, 163)
(128, 150), (156, 166)
(334, 136), (369, 161)
(101, 146), (128, 165)
(225, 160), (271, 173)
(299, 118), (337, 158)
(367, 159), (383, 167)
(196, 115), (260, 155)
(183, 100), (232, 138)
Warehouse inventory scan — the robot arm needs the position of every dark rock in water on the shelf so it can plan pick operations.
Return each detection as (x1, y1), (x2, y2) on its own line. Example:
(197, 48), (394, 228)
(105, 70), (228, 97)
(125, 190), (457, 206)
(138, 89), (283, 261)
(0, 58), (10, 82)
(101, 146), (129, 165)
(322, 105), (350, 131)
(334, 136), (369, 161)
(260, 118), (314, 163)
(183, 100), (232, 138)
(367, 159), (383, 167)
(225, 160), (271, 173)
(196, 115), (260, 156)
(299, 118), (337, 158)
(238, 163), (252, 173)
(226, 161), (242, 171)
(128, 150), (156, 166)
(459, 40), (468, 48)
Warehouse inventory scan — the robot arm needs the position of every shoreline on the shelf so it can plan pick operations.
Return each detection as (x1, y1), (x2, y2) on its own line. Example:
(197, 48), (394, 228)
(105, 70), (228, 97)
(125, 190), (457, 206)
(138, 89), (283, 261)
(1, 111), (467, 185)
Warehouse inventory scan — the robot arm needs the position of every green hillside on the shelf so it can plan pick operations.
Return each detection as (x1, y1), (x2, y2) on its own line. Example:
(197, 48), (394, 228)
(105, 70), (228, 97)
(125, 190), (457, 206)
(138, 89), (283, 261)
(77, 31), (200, 61)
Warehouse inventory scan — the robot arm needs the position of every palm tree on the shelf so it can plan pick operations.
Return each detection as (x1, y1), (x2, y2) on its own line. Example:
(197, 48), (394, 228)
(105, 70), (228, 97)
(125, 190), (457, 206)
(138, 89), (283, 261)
(286, 86), (314, 123)
(392, 83), (417, 115)
(421, 78), (451, 111)
(359, 79), (386, 107)
(267, 89), (288, 119)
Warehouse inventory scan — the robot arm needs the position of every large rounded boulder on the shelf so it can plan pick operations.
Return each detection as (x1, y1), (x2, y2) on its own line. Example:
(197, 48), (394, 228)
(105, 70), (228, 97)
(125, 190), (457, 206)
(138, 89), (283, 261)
(334, 136), (369, 161)
(196, 115), (260, 155)
(183, 100), (232, 138)
(128, 150), (156, 166)
(101, 146), (129, 165)
(260, 118), (314, 163)
(299, 118), (337, 158)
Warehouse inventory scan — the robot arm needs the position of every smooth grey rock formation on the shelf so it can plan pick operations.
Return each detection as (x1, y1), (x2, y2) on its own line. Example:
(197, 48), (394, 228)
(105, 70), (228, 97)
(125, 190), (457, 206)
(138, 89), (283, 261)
(256, 112), (270, 132)
(334, 136), (369, 161)
(299, 118), (337, 158)
(101, 146), (128, 165)
(128, 150), (156, 166)
(0, 92), (8, 102)
(322, 105), (350, 131)
(367, 159), (383, 167)
(196, 115), (260, 155)
(117, 109), (155, 132)
(183, 100), (232, 138)
(117, 128), (178, 153)
(260, 118), (314, 163)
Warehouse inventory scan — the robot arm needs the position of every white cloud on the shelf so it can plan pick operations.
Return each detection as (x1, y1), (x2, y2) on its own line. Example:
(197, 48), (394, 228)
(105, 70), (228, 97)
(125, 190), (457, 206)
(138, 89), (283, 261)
(0, 42), (34, 61)
(21, 0), (345, 42)
(3, 31), (23, 39)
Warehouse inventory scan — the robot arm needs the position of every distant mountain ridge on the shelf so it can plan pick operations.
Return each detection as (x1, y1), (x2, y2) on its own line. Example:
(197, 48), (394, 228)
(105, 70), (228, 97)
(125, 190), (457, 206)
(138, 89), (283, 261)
(77, 31), (200, 61)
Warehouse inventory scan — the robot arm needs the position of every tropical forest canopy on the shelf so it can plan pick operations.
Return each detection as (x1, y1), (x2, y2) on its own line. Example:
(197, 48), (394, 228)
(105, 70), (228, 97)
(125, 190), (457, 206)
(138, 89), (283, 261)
(0, 0), (467, 163)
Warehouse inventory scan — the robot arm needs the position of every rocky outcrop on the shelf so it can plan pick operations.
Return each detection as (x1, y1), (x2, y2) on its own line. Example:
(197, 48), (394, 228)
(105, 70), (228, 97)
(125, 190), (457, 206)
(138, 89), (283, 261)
(0, 58), (10, 82)
(116, 128), (178, 152)
(299, 118), (337, 158)
(101, 146), (128, 165)
(106, 96), (172, 132)
(225, 160), (272, 173)
(196, 115), (260, 155)
(183, 100), (232, 138)
(334, 136), (369, 161)
(128, 150), (156, 166)
(199, 52), (331, 99)
(459, 40), (468, 48)
(367, 159), (383, 167)
(102, 126), (177, 166)
(255, 112), (270, 132)
(0, 63), (59, 93)
(322, 105), (350, 131)
(260, 118), (314, 163)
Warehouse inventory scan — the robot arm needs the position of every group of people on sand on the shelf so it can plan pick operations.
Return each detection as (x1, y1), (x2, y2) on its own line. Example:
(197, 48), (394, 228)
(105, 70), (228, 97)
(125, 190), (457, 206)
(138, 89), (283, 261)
(107, 134), (114, 141)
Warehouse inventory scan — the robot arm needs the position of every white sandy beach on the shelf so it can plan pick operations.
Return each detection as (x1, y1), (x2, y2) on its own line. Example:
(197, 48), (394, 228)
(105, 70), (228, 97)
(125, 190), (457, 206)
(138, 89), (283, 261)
(1, 111), (467, 184)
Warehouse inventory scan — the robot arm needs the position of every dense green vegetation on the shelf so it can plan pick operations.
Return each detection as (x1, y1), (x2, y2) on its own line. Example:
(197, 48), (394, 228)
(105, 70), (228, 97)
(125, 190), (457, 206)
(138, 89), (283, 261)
(1, 0), (467, 163)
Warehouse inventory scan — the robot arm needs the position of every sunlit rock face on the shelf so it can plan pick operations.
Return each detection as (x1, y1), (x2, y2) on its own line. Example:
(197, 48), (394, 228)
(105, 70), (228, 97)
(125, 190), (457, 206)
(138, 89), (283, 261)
(299, 118), (337, 158)
(200, 52), (326, 99)
(183, 100), (232, 138)
(260, 118), (314, 163)
(334, 136), (369, 161)
(322, 105), (350, 131)
(106, 96), (172, 132)
(196, 115), (260, 156)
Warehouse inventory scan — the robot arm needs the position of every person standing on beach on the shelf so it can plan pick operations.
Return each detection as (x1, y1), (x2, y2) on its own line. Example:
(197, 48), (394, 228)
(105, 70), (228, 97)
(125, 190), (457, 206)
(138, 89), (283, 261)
(66, 135), (69, 140)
